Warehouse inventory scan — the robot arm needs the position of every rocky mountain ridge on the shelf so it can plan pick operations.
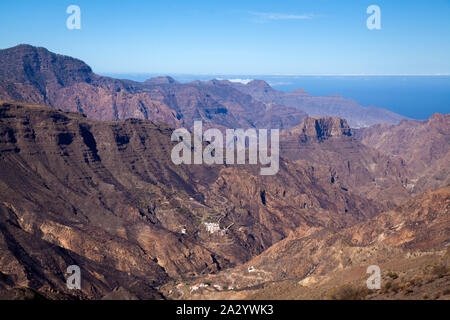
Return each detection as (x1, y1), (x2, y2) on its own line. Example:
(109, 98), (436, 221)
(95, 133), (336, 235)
(227, 79), (407, 128)
(0, 101), (389, 299)
(355, 113), (450, 194)
(0, 45), (306, 130)
(0, 44), (447, 300)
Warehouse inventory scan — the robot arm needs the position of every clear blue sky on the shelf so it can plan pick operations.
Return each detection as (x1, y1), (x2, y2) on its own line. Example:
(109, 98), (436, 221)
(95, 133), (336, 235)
(0, 0), (449, 75)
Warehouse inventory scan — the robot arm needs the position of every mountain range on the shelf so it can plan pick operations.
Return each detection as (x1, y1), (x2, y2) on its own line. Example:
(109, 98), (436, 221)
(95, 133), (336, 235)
(227, 79), (407, 128)
(0, 44), (406, 129)
(0, 44), (448, 300)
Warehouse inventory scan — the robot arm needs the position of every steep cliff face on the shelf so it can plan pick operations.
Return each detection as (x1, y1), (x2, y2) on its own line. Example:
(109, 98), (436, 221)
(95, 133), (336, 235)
(288, 116), (352, 142)
(280, 117), (411, 208)
(0, 79), (46, 106)
(0, 102), (225, 299)
(0, 102), (382, 299)
(0, 45), (182, 125)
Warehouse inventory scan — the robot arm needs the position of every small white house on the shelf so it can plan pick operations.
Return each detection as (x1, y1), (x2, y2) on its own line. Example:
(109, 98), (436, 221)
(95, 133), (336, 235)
(248, 266), (256, 273)
(204, 222), (221, 234)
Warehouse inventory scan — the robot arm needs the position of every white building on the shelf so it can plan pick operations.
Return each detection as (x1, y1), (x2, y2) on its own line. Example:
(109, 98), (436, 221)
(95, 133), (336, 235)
(204, 222), (221, 234)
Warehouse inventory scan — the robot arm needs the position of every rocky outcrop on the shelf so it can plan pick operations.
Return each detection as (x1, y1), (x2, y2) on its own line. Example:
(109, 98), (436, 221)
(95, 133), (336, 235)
(280, 117), (411, 208)
(288, 116), (352, 142)
(144, 76), (179, 85)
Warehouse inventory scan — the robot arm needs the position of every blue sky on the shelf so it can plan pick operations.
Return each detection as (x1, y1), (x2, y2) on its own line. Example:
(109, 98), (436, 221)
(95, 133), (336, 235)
(0, 0), (449, 75)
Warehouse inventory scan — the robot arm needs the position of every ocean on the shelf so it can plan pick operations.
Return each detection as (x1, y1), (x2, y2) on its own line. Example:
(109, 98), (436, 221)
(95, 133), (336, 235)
(104, 74), (450, 120)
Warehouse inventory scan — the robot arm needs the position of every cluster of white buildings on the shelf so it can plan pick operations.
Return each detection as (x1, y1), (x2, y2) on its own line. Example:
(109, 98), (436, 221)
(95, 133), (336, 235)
(190, 283), (209, 292)
(204, 222), (221, 234)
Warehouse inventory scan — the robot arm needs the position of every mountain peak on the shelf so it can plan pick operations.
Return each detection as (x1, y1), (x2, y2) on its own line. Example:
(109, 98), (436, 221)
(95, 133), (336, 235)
(8, 43), (39, 50)
(290, 116), (352, 141)
(0, 44), (94, 91)
(144, 76), (178, 85)
(247, 79), (272, 88)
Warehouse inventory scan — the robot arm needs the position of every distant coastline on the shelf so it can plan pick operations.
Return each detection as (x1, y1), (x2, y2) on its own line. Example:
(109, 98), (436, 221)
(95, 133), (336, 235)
(102, 74), (450, 120)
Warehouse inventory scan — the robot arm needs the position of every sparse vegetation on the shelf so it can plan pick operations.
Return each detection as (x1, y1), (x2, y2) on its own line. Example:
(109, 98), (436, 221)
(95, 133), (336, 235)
(327, 285), (369, 300)
(177, 205), (191, 216)
(423, 264), (449, 278)
(386, 271), (399, 280)
(389, 281), (401, 294)
(381, 280), (392, 293)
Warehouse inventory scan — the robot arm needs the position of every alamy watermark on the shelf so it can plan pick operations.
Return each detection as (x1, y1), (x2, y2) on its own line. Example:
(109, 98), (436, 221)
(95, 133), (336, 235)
(66, 5), (81, 30)
(66, 265), (81, 290)
(366, 5), (381, 30)
(366, 265), (381, 290)
(65, 5), (381, 32)
(171, 121), (280, 176)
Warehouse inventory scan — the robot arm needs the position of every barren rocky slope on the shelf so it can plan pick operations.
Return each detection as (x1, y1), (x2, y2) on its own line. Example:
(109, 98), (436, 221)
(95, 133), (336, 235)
(171, 186), (449, 300)
(355, 114), (450, 194)
(0, 102), (384, 299)
(280, 116), (412, 207)
(0, 44), (447, 301)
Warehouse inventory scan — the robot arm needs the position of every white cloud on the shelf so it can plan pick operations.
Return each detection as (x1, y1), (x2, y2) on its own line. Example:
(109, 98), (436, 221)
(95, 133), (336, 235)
(227, 78), (254, 84)
(249, 11), (314, 22)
